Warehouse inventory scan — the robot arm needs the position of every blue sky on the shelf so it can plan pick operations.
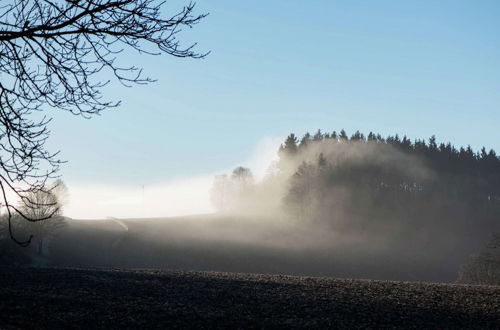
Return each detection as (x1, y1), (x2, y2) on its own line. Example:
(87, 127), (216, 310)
(44, 1), (500, 217)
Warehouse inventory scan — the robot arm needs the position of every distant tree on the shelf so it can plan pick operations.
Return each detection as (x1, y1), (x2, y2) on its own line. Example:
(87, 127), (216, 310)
(0, 0), (207, 245)
(400, 136), (412, 151)
(211, 168), (254, 213)
(299, 132), (312, 149)
(350, 130), (364, 141)
(279, 134), (299, 156)
(285, 153), (331, 222)
(339, 129), (348, 141)
(231, 167), (254, 192)
(284, 161), (321, 221)
(458, 232), (500, 285)
(313, 129), (323, 141)
(210, 175), (229, 212)
(17, 180), (68, 255)
(317, 153), (327, 169)
(428, 135), (438, 154)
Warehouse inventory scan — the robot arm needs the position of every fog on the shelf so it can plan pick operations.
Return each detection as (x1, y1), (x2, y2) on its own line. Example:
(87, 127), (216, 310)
(9, 132), (499, 283)
(63, 137), (282, 219)
(63, 176), (215, 219)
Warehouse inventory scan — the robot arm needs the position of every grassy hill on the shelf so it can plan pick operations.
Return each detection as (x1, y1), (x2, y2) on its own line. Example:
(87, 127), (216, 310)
(40, 214), (485, 283)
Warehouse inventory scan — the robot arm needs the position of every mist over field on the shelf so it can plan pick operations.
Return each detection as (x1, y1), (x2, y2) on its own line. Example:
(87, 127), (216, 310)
(2, 2), (500, 328)
(13, 130), (495, 283)
(62, 137), (282, 219)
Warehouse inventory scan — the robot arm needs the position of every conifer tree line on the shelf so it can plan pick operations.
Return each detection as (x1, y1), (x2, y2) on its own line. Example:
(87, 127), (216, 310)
(278, 129), (500, 235)
(211, 128), (499, 243)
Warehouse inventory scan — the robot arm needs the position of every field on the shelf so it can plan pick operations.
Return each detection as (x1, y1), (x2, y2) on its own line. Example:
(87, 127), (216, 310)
(45, 215), (486, 283)
(0, 267), (498, 329)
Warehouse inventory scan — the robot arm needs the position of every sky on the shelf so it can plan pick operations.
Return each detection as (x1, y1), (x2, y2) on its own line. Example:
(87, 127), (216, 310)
(43, 0), (500, 218)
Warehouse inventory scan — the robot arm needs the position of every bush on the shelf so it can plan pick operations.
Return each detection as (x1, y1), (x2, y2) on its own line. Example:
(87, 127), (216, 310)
(457, 254), (500, 285)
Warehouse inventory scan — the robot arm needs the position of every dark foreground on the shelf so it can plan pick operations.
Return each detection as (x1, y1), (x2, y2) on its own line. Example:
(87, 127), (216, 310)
(0, 267), (498, 329)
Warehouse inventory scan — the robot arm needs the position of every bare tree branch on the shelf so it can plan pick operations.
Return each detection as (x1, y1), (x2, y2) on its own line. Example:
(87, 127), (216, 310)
(0, 0), (207, 244)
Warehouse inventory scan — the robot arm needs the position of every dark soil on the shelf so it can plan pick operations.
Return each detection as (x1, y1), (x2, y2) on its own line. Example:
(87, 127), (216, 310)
(0, 267), (498, 329)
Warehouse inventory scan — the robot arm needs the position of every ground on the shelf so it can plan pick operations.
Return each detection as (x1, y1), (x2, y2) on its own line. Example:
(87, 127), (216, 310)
(0, 267), (498, 329)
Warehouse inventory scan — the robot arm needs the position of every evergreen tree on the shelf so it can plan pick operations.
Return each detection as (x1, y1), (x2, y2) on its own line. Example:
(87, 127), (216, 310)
(351, 130), (364, 141)
(339, 129), (348, 141)
(429, 135), (438, 153)
(299, 132), (312, 149)
(279, 134), (299, 155)
(279, 129), (500, 239)
(313, 129), (323, 141)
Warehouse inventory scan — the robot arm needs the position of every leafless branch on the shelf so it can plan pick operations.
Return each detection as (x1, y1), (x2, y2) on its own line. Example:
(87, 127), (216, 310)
(0, 0), (207, 244)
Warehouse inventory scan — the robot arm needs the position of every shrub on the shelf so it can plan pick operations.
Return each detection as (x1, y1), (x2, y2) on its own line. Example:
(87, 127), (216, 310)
(457, 254), (500, 285)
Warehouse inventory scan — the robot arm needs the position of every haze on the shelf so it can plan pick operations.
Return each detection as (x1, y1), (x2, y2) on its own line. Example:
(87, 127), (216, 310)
(2, 1), (499, 328)
(3, 0), (499, 285)
(47, 0), (500, 203)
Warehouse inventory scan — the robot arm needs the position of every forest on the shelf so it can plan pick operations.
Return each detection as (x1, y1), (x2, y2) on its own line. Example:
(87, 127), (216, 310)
(216, 129), (500, 228)
(279, 130), (500, 231)
(2, 129), (499, 284)
(211, 129), (500, 282)
(2, 133), (499, 323)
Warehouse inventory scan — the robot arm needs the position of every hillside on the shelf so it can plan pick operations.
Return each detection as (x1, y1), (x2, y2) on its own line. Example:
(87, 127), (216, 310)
(44, 215), (481, 283)
(0, 267), (498, 329)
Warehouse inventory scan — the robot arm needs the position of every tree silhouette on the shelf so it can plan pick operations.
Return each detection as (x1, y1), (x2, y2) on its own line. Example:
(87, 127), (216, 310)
(339, 129), (348, 141)
(210, 167), (254, 213)
(0, 0), (207, 245)
(17, 180), (68, 254)
(313, 129), (323, 141)
(279, 134), (299, 156)
(281, 129), (500, 237)
(299, 132), (312, 150)
(232, 167), (253, 187)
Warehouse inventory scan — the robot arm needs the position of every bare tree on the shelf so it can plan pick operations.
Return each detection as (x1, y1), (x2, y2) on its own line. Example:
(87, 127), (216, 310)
(0, 0), (207, 245)
(210, 167), (255, 213)
(210, 174), (228, 212)
(17, 179), (67, 254)
(231, 167), (253, 186)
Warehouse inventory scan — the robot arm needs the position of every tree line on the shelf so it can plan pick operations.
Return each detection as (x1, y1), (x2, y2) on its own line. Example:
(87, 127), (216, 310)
(278, 129), (500, 236)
